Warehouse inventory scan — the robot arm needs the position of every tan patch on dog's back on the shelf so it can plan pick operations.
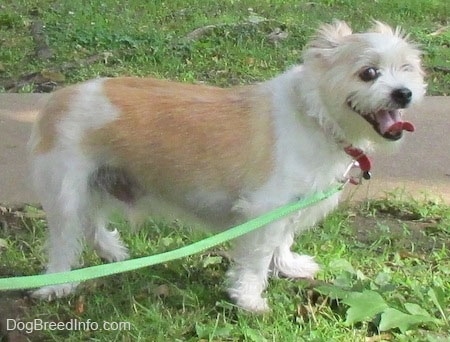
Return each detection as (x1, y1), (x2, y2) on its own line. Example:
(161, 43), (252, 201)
(32, 86), (79, 154)
(85, 77), (274, 198)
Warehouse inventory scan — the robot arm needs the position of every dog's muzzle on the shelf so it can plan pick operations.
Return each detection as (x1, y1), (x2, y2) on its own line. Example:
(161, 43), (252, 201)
(366, 109), (415, 141)
(347, 100), (415, 141)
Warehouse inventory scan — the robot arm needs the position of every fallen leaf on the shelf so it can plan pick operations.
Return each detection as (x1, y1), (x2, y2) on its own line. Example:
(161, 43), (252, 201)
(74, 295), (85, 314)
(185, 25), (216, 41)
(153, 284), (170, 298)
(296, 303), (309, 320)
(41, 69), (66, 82)
(430, 26), (449, 36)
(202, 255), (222, 268)
(0, 238), (8, 251)
(246, 57), (255, 65)
(267, 28), (288, 45)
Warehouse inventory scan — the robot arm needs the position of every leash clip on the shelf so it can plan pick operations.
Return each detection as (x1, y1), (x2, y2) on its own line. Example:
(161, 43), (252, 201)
(341, 161), (371, 185)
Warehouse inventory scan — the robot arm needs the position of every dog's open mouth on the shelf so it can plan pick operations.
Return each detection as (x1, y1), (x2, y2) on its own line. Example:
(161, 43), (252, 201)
(347, 101), (415, 141)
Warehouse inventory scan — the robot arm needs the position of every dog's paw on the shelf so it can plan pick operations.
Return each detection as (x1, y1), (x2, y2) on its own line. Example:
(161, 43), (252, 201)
(31, 283), (79, 300)
(226, 268), (271, 313)
(95, 228), (129, 262)
(272, 253), (319, 279)
(98, 244), (129, 263)
(231, 293), (270, 313)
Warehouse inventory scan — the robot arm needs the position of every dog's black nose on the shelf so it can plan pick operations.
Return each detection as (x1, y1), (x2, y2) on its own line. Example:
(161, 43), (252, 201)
(391, 87), (412, 107)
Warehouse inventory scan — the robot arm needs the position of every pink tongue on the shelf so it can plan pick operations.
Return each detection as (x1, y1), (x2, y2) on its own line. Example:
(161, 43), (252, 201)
(376, 110), (415, 135)
(388, 121), (415, 133)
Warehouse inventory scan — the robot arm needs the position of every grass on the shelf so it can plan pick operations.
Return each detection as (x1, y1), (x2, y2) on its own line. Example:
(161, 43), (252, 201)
(1, 194), (449, 341)
(0, 1), (449, 341)
(0, 0), (449, 93)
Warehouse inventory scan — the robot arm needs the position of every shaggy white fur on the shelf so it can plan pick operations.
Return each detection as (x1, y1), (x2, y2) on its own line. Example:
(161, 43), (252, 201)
(29, 21), (425, 312)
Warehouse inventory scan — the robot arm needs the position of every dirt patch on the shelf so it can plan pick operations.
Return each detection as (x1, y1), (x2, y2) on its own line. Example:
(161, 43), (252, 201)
(350, 214), (440, 252)
(347, 197), (448, 256)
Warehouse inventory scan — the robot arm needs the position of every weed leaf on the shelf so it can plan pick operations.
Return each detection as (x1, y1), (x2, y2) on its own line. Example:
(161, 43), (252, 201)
(329, 258), (357, 274)
(379, 307), (437, 333)
(374, 271), (391, 286)
(404, 303), (433, 317)
(428, 287), (447, 321)
(342, 290), (388, 324)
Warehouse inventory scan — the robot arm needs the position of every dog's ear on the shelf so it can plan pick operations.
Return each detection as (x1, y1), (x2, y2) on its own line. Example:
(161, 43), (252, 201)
(303, 20), (352, 65)
(310, 20), (353, 50)
(371, 21), (406, 38)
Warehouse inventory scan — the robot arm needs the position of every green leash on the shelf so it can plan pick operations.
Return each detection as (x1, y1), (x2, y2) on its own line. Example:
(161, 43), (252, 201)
(0, 183), (343, 291)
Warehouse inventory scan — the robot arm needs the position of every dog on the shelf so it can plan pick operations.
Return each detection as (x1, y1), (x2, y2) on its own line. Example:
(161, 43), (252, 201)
(28, 21), (425, 312)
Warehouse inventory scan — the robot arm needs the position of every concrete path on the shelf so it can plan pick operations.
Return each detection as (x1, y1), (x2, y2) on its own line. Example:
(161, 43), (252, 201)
(0, 94), (49, 205)
(1, 94), (449, 205)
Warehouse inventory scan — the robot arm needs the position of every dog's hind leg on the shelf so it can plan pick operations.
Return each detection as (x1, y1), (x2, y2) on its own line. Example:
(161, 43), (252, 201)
(84, 165), (141, 262)
(30, 152), (95, 300)
(85, 209), (129, 263)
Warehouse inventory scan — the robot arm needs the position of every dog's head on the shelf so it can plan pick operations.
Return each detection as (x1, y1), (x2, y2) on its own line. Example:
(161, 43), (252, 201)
(303, 21), (426, 145)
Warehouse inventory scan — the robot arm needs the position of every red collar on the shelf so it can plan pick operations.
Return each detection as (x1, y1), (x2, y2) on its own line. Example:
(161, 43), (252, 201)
(343, 145), (372, 185)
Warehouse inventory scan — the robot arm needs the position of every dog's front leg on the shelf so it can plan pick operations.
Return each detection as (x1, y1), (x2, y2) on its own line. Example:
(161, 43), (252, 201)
(271, 231), (319, 279)
(226, 221), (287, 313)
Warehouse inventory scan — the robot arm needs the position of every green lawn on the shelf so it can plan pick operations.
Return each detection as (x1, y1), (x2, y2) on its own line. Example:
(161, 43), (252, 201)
(0, 0), (449, 94)
(1, 195), (449, 341)
(0, 1), (449, 341)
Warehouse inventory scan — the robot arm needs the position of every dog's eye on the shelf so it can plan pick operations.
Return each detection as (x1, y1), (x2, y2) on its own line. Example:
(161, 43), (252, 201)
(401, 64), (414, 72)
(359, 67), (380, 82)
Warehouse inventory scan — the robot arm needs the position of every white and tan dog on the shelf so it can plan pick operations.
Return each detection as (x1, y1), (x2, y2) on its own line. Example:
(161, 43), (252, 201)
(29, 21), (425, 312)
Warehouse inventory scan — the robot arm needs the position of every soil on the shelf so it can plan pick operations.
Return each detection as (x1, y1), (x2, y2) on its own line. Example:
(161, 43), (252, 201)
(350, 214), (441, 253)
